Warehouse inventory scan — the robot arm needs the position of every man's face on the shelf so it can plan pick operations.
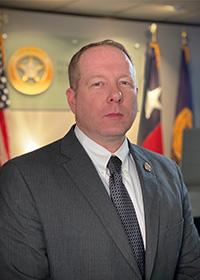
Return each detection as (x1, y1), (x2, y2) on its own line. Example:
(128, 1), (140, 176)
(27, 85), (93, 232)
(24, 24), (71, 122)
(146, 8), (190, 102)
(67, 45), (138, 148)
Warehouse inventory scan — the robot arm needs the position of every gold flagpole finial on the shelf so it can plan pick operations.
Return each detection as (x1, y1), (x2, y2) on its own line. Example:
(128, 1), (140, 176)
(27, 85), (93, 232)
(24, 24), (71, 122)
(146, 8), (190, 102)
(149, 23), (157, 43)
(181, 31), (188, 46)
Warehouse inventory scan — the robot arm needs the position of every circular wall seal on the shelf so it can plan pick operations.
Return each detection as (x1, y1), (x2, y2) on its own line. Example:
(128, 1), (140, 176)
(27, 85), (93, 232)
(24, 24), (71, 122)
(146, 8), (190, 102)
(7, 46), (54, 95)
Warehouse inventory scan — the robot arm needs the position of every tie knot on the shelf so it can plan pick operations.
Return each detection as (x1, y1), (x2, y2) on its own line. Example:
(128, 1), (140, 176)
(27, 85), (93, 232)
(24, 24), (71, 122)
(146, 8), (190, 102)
(107, 156), (122, 175)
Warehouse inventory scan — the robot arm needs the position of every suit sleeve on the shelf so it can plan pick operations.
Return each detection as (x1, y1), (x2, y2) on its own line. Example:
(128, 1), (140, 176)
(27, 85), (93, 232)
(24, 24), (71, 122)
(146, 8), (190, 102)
(0, 161), (50, 280)
(174, 163), (200, 280)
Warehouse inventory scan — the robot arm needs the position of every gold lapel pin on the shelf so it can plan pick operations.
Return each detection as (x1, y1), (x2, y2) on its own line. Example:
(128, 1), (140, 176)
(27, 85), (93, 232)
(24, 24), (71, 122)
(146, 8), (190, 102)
(144, 162), (152, 172)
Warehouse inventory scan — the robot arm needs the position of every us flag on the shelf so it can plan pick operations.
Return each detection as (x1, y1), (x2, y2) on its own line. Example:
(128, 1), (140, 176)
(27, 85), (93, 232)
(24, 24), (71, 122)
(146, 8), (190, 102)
(137, 42), (163, 154)
(0, 34), (10, 166)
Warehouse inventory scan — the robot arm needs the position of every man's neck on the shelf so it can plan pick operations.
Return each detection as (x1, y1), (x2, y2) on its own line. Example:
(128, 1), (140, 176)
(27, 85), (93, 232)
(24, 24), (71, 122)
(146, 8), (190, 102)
(75, 125), (126, 153)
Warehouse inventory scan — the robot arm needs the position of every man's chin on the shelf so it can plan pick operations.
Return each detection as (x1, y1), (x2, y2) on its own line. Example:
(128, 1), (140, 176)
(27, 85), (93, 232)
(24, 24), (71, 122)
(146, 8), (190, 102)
(101, 128), (129, 139)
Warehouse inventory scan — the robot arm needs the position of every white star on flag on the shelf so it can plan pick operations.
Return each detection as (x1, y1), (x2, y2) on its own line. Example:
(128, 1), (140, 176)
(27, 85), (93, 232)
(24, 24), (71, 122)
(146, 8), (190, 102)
(145, 87), (162, 119)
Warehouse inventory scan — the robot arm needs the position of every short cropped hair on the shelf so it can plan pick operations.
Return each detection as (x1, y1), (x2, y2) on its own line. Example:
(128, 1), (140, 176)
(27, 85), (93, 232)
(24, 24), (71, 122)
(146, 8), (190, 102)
(68, 39), (133, 90)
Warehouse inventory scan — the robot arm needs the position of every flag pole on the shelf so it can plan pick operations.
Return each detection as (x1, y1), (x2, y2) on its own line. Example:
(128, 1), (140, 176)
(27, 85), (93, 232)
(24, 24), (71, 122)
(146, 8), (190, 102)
(0, 11), (8, 64)
(181, 31), (190, 64)
(150, 23), (157, 43)
(149, 23), (160, 68)
(181, 31), (187, 47)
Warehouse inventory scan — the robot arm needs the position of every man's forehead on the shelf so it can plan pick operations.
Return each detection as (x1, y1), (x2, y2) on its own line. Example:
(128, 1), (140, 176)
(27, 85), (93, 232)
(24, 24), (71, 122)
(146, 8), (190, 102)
(78, 47), (133, 76)
(76, 46), (135, 80)
(79, 45), (131, 63)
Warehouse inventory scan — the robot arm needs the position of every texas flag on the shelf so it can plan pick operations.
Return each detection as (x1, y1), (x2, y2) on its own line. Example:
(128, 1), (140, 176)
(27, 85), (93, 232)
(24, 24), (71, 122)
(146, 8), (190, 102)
(137, 42), (163, 154)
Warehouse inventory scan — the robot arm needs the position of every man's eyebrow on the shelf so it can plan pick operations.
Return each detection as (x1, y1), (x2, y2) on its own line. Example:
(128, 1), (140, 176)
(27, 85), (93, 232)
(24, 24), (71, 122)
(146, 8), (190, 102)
(88, 75), (105, 79)
(118, 75), (135, 81)
(86, 75), (106, 82)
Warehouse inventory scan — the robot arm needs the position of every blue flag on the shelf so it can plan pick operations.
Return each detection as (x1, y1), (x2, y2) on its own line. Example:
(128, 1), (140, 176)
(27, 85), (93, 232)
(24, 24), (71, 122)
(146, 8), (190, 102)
(171, 45), (193, 164)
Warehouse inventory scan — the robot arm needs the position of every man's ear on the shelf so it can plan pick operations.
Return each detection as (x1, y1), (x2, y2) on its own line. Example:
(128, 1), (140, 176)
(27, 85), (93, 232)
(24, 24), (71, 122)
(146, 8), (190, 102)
(66, 88), (76, 114)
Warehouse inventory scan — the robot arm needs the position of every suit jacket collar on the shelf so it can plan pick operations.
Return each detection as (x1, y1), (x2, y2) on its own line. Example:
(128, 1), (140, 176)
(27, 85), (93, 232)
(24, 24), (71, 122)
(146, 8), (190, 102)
(60, 127), (160, 279)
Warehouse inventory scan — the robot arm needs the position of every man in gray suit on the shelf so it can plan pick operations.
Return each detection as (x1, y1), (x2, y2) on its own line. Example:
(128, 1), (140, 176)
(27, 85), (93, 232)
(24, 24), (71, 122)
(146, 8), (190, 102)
(0, 39), (200, 280)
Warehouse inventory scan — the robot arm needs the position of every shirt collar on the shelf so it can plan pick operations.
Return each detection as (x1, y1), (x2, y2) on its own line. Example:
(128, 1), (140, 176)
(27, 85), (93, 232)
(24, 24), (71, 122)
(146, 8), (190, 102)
(74, 125), (129, 171)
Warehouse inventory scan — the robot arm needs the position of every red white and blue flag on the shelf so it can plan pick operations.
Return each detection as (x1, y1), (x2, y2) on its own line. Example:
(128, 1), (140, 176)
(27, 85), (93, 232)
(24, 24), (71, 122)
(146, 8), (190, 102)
(171, 45), (193, 164)
(137, 42), (163, 154)
(0, 34), (10, 166)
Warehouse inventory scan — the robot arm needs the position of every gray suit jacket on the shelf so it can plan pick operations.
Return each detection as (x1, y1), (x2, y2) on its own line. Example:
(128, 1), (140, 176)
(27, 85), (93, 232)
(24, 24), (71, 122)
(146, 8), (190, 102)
(0, 126), (200, 280)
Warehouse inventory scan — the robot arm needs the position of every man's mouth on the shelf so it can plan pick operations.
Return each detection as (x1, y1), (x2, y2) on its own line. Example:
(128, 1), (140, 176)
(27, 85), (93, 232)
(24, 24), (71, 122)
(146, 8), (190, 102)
(105, 112), (123, 119)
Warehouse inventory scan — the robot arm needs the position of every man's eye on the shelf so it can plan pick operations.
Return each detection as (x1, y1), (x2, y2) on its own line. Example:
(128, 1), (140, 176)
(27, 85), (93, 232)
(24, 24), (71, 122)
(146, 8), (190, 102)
(119, 80), (134, 88)
(91, 81), (103, 87)
(119, 80), (130, 86)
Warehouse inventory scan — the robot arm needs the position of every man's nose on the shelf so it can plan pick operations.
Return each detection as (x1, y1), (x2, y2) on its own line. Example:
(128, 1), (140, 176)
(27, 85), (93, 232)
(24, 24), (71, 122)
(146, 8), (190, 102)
(107, 90), (123, 103)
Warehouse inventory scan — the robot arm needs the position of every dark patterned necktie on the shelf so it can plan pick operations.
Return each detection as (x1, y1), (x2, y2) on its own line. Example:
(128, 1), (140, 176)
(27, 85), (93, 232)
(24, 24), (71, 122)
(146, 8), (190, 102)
(107, 156), (145, 277)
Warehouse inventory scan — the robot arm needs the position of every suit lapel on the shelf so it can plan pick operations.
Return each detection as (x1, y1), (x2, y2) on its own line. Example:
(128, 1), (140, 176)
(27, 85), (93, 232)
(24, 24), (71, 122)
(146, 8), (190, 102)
(130, 144), (160, 280)
(60, 128), (142, 279)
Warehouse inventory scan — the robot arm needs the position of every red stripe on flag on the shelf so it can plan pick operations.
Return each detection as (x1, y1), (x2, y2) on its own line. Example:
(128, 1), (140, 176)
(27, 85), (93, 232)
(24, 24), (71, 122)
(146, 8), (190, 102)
(0, 33), (10, 165)
(0, 110), (10, 159)
(142, 123), (163, 154)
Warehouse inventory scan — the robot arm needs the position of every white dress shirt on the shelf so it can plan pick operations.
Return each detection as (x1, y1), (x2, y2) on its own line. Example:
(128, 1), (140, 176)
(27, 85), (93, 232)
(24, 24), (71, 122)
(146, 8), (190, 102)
(74, 126), (146, 248)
